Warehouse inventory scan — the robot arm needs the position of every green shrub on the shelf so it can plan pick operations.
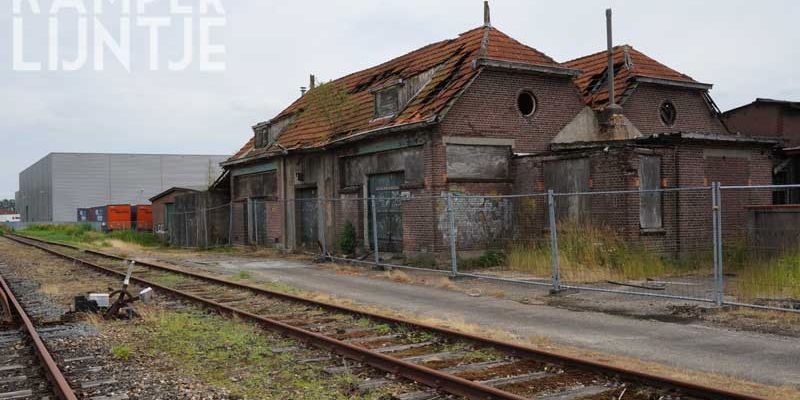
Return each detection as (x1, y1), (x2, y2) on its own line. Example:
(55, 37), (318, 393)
(338, 221), (357, 255)
(111, 344), (132, 361)
(460, 250), (506, 270)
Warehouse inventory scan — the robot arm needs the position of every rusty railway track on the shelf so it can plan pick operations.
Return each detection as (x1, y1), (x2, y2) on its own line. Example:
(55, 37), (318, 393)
(0, 269), (77, 400)
(4, 233), (767, 400)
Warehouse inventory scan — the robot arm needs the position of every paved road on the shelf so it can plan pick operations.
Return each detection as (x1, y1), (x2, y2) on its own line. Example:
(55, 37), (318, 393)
(186, 258), (800, 387)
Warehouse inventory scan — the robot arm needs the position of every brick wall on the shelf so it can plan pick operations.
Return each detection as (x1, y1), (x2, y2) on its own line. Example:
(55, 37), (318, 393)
(439, 69), (585, 154)
(623, 85), (727, 135)
(508, 143), (772, 257)
(723, 103), (800, 147)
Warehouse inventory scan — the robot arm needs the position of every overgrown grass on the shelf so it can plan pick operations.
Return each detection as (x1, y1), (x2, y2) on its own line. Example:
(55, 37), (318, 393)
(106, 229), (161, 247)
(137, 309), (388, 399)
(506, 221), (707, 282)
(20, 223), (161, 248)
(20, 223), (106, 244)
(725, 242), (800, 301)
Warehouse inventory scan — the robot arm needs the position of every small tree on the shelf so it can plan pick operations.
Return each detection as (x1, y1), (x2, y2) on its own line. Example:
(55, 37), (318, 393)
(339, 221), (357, 255)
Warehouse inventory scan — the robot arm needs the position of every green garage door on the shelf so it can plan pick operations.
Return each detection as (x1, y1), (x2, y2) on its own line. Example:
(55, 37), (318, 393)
(295, 188), (318, 249)
(368, 172), (404, 252)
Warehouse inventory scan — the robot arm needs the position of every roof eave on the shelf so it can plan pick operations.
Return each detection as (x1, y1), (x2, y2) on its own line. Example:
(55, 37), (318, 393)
(549, 132), (778, 151)
(633, 76), (713, 90)
(643, 132), (778, 146)
(475, 57), (581, 78)
(325, 118), (438, 148)
(222, 119), (439, 168)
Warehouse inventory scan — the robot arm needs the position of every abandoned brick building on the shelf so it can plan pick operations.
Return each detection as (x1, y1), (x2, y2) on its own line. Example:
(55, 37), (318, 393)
(217, 14), (774, 258)
(723, 98), (800, 204)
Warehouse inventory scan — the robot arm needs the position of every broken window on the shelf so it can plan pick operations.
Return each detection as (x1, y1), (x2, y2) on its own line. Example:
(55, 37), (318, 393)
(659, 101), (677, 127)
(374, 87), (400, 118)
(639, 155), (662, 229)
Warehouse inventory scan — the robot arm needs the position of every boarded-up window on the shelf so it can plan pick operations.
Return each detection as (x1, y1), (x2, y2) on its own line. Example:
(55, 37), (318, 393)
(234, 171), (278, 200)
(374, 87), (399, 118)
(446, 145), (510, 180)
(639, 155), (662, 229)
(543, 158), (590, 221)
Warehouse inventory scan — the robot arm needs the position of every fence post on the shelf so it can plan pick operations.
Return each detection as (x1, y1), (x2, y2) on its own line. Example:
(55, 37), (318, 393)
(547, 190), (561, 292)
(713, 182), (725, 306)
(318, 198), (328, 259)
(446, 192), (459, 277)
(246, 198), (254, 245)
(202, 206), (208, 249)
(370, 196), (380, 269)
(228, 201), (233, 246)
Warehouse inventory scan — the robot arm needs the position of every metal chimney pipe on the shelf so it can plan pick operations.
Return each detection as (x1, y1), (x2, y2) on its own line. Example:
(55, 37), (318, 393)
(300, 86), (307, 96)
(606, 8), (615, 106)
(310, 74), (316, 90)
(484, 1), (491, 27)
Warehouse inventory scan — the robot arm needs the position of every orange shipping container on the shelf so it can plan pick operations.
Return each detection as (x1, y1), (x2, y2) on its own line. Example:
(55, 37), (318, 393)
(135, 205), (153, 231)
(106, 205), (132, 231)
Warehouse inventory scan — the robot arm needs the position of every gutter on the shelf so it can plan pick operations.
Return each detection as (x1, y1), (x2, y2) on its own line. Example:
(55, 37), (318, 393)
(475, 57), (582, 78)
(633, 75), (713, 90)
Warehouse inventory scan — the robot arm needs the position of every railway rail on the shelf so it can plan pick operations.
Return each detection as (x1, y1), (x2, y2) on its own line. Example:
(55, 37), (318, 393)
(4, 233), (768, 400)
(0, 269), (77, 400)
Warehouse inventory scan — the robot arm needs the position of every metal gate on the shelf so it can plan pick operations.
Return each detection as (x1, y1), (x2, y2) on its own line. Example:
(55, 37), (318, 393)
(295, 188), (318, 249)
(368, 172), (404, 252)
(251, 198), (268, 245)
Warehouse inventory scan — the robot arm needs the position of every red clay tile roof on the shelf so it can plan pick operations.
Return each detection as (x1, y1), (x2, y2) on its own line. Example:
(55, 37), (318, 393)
(565, 45), (697, 108)
(228, 26), (564, 163)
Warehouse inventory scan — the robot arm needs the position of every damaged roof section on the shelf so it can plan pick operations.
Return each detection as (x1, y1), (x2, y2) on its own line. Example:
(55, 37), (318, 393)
(227, 25), (568, 164)
(565, 45), (706, 108)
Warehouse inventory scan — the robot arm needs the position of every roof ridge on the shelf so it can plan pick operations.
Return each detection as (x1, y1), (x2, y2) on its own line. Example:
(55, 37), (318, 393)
(563, 44), (630, 65)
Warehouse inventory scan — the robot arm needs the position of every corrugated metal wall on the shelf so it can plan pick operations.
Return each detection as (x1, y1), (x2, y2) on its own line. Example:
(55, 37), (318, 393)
(18, 154), (52, 222)
(18, 153), (228, 222)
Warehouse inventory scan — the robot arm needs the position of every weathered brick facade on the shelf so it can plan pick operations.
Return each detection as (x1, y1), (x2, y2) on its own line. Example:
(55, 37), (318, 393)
(220, 25), (776, 261)
(439, 70), (585, 154)
(622, 84), (727, 135)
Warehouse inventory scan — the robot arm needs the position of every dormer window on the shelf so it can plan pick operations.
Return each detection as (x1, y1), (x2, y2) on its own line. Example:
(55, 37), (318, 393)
(374, 86), (400, 118)
(253, 114), (296, 149)
(254, 122), (270, 148)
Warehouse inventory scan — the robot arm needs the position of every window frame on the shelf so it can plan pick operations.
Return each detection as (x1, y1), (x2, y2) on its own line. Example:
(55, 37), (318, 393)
(659, 100), (677, 127)
(516, 90), (537, 117)
(639, 155), (663, 230)
(374, 86), (401, 119)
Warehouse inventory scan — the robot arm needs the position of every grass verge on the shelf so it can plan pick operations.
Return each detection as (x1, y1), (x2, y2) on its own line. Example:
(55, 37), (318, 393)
(19, 223), (162, 248)
(125, 307), (392, 399)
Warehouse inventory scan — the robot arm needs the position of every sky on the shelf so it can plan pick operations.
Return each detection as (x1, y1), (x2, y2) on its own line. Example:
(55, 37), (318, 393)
(1, 0), (798, 199)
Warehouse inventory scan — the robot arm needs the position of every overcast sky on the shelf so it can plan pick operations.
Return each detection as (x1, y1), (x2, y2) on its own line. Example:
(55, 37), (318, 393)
(1, 0), (798, 199)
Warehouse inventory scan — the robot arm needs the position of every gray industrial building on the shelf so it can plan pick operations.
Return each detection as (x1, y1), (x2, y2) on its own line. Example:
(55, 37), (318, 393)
(16, 153), (229, 222)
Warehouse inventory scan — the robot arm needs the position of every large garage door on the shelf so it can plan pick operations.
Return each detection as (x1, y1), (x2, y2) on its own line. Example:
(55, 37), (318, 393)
(368, 172), (404, 252)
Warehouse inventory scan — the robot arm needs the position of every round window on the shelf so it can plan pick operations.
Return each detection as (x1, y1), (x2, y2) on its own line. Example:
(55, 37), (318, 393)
(517, 91), (536, 116)
(660, 101), (677, 126)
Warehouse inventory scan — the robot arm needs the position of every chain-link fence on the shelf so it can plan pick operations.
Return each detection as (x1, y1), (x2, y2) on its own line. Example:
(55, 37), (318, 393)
(167, 203), (231, 248)
(285, 184), (800, 314)
(718, 185), (800, 312)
